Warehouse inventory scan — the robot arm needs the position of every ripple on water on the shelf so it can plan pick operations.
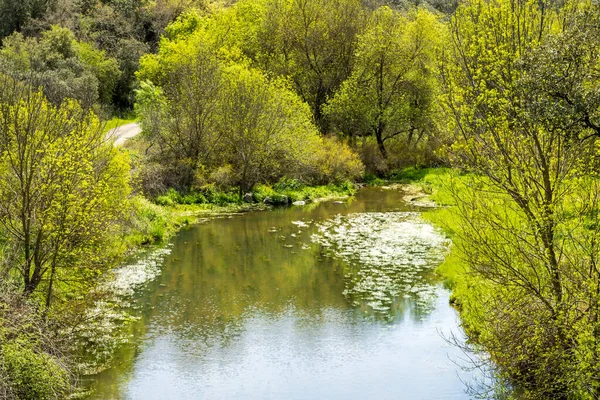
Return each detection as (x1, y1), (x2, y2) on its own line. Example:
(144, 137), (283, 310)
(310, 212), (449, 319)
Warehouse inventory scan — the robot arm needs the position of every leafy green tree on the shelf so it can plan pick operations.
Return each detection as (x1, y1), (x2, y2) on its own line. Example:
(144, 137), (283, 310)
(0, 26), (121, 108)
(0, 74), (130, 305)
(76, 41), (121, 104)
(256, 0), (365, 130)
(217, 65), (323, 194)
(136, 45), (223, 190)
(0, 0), (51, 39)
(139, 0), (364, 131)
(136, 30), (363, 195)
(441, 0), (600, 396)
(75, 0), (207, 108)
(325, 6), (443, 159)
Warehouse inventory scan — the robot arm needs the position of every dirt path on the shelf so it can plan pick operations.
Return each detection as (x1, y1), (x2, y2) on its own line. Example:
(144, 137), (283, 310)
(105, 122), (142, 146)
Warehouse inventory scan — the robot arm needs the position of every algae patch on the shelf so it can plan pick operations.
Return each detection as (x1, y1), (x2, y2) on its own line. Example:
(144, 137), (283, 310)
(311, 212), (449, 319)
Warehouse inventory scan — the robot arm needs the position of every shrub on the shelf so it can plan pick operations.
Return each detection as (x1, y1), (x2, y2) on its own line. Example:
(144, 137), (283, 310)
(154, 188), (180, 206)
(0, 283), (71, 400)
(273, 177), (303, 191)
(209, 165), (234, 190)
(128, 197), (170, 243)
(314, 137), (364, 184)
(1, 341), (70, 400)
(358, 138), (389, 176)
(202, 184), (241, 205)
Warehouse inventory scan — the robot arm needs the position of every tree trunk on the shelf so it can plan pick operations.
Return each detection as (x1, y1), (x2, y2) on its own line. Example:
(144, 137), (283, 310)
(43, 259), (57, 320)
(376, 56), (387, 159)
(376, 124), (387, 159)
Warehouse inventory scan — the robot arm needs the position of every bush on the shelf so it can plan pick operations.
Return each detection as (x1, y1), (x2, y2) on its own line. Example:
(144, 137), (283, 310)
(0, 283), (71, 400)
(253, 180), (355, 205)
(209, 165), (234, 190)
(1, 341), (70, 400)
(264, 194), (290, 205)
(252, 184), (274, 203)
(362, 172), (386, 186)
(273, 177), (303, 191)
(180, 192), (207, 205)
(314, 137), (364, 184)
(202, 184), (241, 205)
(128, 197), (170, 244)
(359, 139), (389, 176)
(154, 188), (180, 206)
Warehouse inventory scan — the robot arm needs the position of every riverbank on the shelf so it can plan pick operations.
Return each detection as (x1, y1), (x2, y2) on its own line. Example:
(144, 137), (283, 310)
(86, 185), (476, 399)
(72, 179), (358, 382)
(380, 168), (472, 306)
(392, 167), (504, 395)
(125, 181), (357, 248)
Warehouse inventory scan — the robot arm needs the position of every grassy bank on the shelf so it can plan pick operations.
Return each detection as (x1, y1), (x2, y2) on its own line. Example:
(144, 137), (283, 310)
(127, 180), (356, 248)
(385, 168), (479, 319)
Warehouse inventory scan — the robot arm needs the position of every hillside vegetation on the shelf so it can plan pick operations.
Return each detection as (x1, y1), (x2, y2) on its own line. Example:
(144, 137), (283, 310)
(2, 0), (600, 398)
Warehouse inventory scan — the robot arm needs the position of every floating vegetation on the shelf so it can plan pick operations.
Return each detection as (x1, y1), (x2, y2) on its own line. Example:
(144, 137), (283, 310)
(311, 212), (449, 320)
(72, 247), (172, 374)
(291, 220), (311, 228)
(105, 247), (171, 297)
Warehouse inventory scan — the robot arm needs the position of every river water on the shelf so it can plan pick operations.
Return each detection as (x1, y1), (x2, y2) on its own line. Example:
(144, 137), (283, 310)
(88, 187), (477, 399)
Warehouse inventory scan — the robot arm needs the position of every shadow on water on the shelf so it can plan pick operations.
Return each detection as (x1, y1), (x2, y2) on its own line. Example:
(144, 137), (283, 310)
(87, 187), (478, 399)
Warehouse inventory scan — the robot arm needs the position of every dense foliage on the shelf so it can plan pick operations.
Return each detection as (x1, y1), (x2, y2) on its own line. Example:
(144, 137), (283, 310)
(135, 27), (364, 194)
(2, 0), (600, 397)
(0, 74), (130, 301)
(439, 0), (600, 397)
(325, 6), (444, 171)
(0, 26), (120, 108)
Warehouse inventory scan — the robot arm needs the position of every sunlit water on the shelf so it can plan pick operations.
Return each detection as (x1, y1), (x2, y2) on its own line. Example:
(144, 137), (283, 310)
(87, 188), (477, 399)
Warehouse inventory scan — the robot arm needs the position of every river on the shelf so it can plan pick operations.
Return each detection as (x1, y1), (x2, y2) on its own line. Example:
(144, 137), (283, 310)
(87, 187), (478, 399)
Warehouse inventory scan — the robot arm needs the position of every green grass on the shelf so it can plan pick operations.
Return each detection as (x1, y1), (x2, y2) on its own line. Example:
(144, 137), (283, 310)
(402, 168), (496, 338)
(253, 179), (355, 204)
(102, 115), (136, 134)
(152, 178), (356, 209)
(124, 196), (248, 248)
(387, 167), (470, 291)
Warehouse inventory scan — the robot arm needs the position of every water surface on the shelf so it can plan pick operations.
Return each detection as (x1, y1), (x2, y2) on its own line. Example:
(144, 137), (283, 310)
(88, 187), (475, 399)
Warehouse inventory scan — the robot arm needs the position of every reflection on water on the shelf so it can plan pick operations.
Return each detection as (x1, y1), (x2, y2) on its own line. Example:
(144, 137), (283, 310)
(87, 188), (475, 399)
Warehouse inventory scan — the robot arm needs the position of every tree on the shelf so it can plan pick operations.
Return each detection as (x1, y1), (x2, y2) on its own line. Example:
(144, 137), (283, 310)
(0, 74), (130, 307)
(218, 65), (323, 194)
(138, 0), (364, 131)
(0, 26), (121, 109)
(136, 45), (223, 190)
(135, 5), (364, 195)
(0, 0), (51, 40)
(441, 0), (600, 396)
(325, 6), (443, 160)
(257, 0), (365, 130)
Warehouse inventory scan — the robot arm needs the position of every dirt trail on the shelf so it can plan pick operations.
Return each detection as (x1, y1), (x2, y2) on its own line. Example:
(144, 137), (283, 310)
(105, 122), (141, 146)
